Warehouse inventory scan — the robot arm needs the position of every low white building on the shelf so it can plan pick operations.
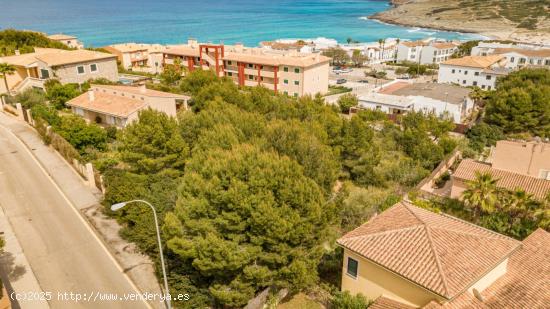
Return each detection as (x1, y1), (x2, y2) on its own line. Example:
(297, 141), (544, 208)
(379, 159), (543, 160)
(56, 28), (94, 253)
(438, 55), (510, 90)
(340, 41), (398, 64)
(492, 48), (550, 69)
(471, 41), (549, 56)
(396, 40), (458, 65)
(358, 81), (474, 123)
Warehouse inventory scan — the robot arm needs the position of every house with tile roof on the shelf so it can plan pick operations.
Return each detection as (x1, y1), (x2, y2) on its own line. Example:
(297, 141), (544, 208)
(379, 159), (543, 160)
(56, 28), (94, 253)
(451, 140), (550, 200)
(0, 48), (118, 94)
(47, 33), (83, 49)
(103, 43), (167, 74)
(437, 55), (510, 90)
(492, 47), (550, 69)
(66, 84), (190, 128)
(338, 201), (550, 308)
(396, 40), (458, 65)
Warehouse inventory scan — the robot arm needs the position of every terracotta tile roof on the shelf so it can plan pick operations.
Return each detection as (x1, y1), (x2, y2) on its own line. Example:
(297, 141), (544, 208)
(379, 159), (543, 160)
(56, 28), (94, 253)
(105, 43), (166, 53)
(401, 40), (426, 48)
(453, 159), (550, 199)
(35, 49), (116, 66)
(90, 84), (190, 99)
(66, 90), (146, 118)
(337, 202), (521, 299)
(371, 297), (415, 309)
(432, 43), (458, 50)
(493, 47), (550, 58)
(163, 44), (330, 67)
(424, 229), (550, 309)
(441, 55), (505, 69)
(377, 81), (411, 94)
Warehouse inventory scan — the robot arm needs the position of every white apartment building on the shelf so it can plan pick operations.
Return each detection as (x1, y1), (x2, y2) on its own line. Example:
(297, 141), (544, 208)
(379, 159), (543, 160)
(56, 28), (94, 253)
(358, 81), (474, 123)
(438, 55), (510, 90)
(491, 48), (550, 69)
(341, 42), (398, 64)
(396, 40), (458, 65)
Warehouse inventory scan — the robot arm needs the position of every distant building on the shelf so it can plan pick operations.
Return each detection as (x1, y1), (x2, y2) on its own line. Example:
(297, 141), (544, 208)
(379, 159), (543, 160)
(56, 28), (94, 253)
(259, 40), (315, 54)
(66, 84), (190, 128)
(0, 48), (118, 94)
(338, 200), (550, 309)
(161, 39), (330, 97)
(451, 140), (550, 200)
(471, 41), (547, 56)
(47, 33), (84, 49)
(357, 81), (474, 123)
(396, 40), (458, 65)
(491, 48), (550, 69)
(340, 41), (398, 65)
(437, 55), (510, 90)
(103, 43), (166, 74)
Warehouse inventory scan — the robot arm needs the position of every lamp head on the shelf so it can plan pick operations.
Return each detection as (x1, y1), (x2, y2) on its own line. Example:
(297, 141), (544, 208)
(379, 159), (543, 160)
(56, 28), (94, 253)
(111, 202), (128, 211)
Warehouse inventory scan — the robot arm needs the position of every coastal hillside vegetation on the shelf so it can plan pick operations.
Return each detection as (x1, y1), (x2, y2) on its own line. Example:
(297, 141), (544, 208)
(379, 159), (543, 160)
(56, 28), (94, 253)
(21, 64), (550, 307)
(22, 68), (458, 308)
(0, 29), (71, 56)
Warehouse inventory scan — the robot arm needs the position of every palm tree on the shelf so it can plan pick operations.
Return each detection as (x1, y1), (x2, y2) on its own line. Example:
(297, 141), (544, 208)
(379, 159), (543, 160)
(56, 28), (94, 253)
(0, 63), (16, 94)
(462, 171), (499, 218)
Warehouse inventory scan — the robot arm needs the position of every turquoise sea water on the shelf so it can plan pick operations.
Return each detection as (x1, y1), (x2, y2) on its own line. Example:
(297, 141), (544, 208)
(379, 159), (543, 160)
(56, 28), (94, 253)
(0, 0), (484, 47)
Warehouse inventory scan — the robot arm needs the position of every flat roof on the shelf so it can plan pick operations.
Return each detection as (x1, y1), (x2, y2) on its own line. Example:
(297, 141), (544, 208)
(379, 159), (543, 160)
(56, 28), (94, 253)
(380, 82), (472, 105)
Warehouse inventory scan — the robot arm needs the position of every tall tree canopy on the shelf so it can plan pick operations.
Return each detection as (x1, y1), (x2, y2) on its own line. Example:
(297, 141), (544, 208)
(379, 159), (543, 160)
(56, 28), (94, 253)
(484, 69), (550, 137)
(119, 109), (189, 174)
(163, 144), (336, 307)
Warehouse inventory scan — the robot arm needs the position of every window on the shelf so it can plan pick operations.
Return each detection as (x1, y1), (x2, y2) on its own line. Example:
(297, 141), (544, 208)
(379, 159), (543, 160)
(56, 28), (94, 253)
(294, 68), (300, 73)
(227, 61), (232, 65)
(474, 72), (479, 76)
(537, 59), (542, 65)
(284, 79), (289, 84)
(248, 64), (254, 68)
(462, 80), (466, 84)
(283, 67), (289, 72)
(510, 57), (515, 63)
(451, 69), (455, 73)
(473, 81), (478, 86)
(546, 60), (550, 66)
(481, 85), (486, 89)
(486, 75), (492, 80)
(283, 91), (288, 95)
(227, 72), (233, 77)
(77, 66), (85, 74)
(293, 93), (298, 97)
(464, 70), (468, 75)
(74, 107), (84, 116)
(519, 58), (526, 64)
(248, 75), (254, 80)
(294, 80), (299, 85)
(90, 64), (98, 72)
(487, 86), (492, 90)
(40, 69), (50, 79)
(347, 257), (358, 278)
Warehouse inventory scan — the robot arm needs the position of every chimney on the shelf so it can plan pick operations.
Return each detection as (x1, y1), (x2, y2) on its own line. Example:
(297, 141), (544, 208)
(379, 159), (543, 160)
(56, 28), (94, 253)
(88, 89), (95, 101)
(14, 50), (20, 56)
(139, 84), (146, 93)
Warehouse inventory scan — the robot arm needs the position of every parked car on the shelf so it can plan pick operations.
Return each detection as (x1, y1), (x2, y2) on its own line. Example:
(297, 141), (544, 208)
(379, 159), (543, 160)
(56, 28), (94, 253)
(358, 80), (369, 83)
(336, 78), (347, 84)
(340, 68), (353, 73)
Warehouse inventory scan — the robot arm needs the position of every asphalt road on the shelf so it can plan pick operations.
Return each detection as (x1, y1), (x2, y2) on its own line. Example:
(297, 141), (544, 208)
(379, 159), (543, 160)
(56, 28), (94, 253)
(0, 125), (149, 309)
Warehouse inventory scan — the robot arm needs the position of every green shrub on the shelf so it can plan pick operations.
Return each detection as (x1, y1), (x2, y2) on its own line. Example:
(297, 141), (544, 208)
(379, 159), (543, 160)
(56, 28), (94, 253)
(331, 291), (372, 309)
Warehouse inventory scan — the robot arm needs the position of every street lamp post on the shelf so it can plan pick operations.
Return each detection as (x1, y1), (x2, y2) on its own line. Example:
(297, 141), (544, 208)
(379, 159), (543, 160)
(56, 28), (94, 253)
(111, 200), (171, 309)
